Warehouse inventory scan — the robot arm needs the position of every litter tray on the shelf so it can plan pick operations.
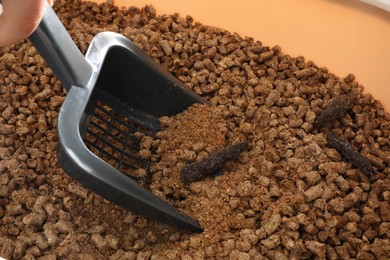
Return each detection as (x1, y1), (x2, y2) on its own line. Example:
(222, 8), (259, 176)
(92, 0), (390, 111)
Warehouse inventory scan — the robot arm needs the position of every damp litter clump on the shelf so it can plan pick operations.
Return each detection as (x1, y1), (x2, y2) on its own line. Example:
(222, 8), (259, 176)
(0, 0), (389, 259)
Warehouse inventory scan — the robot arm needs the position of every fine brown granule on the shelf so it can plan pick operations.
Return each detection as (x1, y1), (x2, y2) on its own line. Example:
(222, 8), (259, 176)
(0, 0), (389, 259)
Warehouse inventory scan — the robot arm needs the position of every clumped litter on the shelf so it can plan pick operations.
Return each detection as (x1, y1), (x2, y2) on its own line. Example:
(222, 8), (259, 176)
(326, 132), (377, 175)
(312, 94), (357, 130)
(181, 142), (248, 184)
(0, 0), (389, 259)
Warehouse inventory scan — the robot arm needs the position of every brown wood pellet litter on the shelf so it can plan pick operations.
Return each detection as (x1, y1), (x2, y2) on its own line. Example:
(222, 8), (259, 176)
(0, 0), (389, 259)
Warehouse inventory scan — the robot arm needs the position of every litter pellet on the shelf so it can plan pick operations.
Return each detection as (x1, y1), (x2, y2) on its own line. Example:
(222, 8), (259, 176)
(326, 132), (376, 175)
(182, 142), (248, 184)
(313, 94), (356, 129)
(304, 183), (324, 203)
(294, 67), (318, 79)
(258, 50), (274, 63)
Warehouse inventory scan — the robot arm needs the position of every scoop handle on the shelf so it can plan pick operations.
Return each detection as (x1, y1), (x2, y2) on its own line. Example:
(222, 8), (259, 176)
(28, 3), (93, 91)
(359, 0), (390, 11)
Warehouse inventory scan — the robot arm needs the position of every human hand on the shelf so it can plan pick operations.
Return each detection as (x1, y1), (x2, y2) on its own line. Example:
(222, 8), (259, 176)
(0, 0), (54, 47)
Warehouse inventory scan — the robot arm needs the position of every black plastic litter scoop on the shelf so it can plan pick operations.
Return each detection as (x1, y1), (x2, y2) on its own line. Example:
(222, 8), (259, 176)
(28, 4), (205, 232)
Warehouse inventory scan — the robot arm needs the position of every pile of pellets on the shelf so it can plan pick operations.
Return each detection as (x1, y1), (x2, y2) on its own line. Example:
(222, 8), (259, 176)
(0, 0), (389, 259)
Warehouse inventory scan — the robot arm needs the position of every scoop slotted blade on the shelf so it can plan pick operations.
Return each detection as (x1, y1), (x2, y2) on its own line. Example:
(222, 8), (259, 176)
(28, 4), (204, 232)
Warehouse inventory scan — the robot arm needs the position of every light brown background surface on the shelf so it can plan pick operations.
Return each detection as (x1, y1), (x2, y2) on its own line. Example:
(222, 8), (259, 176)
(92, 0), (390, 110)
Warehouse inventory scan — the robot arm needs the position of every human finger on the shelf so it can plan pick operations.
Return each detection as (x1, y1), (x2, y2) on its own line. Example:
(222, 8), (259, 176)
(0, 0), (48, 47)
